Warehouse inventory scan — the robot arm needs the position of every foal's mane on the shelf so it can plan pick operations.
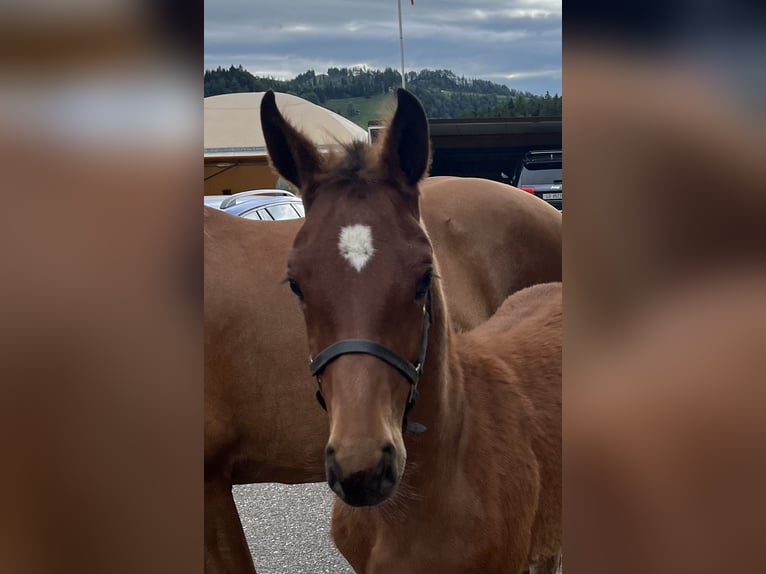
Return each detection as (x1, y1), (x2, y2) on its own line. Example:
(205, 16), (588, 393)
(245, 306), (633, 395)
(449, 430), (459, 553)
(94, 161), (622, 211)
(316, 140), (385, 188)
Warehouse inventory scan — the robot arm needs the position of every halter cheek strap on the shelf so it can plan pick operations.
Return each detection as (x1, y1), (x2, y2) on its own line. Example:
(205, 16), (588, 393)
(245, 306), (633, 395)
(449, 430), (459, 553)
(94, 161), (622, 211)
(308, 294), (431, 434)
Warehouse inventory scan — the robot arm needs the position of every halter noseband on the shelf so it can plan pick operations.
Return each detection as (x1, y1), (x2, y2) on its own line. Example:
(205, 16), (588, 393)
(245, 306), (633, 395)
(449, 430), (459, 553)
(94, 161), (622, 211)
(308, 293), (431, 433)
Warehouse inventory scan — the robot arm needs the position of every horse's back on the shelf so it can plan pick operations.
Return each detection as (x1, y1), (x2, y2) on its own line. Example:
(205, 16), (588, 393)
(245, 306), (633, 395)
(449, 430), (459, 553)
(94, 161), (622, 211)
(421, 177), (561, 330)
(467, 281), (562, 430)
(468, 282), (562, 338)
(465, 281), (562, 427)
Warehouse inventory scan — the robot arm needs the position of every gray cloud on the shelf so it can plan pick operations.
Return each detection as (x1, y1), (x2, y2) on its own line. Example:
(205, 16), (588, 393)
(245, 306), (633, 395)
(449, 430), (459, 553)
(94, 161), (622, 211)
(205, 0), (561, 95)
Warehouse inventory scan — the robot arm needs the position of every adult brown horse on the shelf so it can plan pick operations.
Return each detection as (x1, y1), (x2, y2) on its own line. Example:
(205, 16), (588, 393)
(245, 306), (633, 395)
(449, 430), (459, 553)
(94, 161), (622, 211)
(259, 88), (561, 572)
(205, 177), (560, 571)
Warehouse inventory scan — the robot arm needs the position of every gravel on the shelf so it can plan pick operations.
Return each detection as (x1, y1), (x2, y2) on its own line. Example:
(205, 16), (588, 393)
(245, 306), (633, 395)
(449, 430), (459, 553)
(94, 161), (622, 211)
(233, 482), (354, 574)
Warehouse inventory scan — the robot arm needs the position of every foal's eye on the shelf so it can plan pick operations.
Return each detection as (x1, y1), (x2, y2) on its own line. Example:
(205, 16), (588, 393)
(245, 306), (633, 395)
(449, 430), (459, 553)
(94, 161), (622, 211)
(288, 278), (304, 300)
(415, 271), (432, 300)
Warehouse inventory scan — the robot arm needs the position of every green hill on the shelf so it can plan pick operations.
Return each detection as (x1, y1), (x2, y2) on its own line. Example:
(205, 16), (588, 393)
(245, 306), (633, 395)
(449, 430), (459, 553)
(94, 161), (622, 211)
(204, 65), (561, 128)
(323, 94), (396, 130)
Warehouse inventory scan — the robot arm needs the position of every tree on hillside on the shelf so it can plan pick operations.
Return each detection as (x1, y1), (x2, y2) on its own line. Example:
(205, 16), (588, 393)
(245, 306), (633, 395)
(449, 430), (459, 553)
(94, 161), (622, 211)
(203, 65), (561, 119)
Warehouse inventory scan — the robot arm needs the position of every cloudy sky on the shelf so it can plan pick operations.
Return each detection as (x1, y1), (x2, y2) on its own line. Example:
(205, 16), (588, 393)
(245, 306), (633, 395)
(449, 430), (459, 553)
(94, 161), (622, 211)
(204, 0), (562, 95)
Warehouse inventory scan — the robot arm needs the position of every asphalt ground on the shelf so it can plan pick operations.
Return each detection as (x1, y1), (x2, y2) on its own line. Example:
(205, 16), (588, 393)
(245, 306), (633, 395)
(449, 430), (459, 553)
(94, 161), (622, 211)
(233, 482), (354, 574)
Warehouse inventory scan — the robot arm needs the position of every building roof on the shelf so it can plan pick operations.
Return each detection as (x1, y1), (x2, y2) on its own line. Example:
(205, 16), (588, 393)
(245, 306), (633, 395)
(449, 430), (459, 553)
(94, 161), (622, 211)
(204, 92), (368, 158)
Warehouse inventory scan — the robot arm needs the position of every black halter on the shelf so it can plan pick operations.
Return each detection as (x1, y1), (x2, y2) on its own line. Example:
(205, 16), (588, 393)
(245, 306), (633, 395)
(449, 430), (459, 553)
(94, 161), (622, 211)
(308, 293), (431, 433)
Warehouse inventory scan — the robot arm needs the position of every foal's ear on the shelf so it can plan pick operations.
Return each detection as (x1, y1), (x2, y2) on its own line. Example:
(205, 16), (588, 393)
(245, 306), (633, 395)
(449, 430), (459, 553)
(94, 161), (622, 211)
(260, 90), (323, 191)
(381, 88), (431, 188)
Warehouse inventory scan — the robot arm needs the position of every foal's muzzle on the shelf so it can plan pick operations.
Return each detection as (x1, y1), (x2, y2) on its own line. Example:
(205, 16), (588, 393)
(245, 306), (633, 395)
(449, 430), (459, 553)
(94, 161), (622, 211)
(325, 442), (399, 506)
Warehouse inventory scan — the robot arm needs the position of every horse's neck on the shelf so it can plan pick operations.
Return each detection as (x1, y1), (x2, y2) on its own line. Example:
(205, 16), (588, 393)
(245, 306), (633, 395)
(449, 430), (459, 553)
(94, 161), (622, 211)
(411, 278), (466, 454)
(403, 222), (467, 473)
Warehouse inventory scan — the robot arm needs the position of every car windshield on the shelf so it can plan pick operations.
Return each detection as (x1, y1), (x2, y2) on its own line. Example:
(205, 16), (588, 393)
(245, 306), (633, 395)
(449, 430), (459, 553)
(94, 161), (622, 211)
(519, 165), (562, 186)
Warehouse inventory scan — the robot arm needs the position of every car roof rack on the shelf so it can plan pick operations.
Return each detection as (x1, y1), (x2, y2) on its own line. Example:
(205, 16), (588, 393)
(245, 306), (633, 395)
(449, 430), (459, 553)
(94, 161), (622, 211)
(219, 189), (298, 210)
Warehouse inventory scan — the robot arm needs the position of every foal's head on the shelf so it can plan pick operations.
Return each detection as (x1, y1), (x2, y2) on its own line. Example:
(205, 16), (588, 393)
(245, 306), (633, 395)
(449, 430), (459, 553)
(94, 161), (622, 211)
(261, 89), (433, 506)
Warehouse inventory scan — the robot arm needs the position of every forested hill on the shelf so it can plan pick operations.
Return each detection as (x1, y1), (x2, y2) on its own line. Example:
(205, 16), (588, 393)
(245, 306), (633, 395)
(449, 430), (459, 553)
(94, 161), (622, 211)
(204, 65), (561, 126)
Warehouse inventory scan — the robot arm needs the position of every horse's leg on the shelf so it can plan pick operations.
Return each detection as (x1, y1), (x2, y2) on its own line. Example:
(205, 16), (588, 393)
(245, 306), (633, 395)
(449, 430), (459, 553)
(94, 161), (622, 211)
(204, 476), (257, 574)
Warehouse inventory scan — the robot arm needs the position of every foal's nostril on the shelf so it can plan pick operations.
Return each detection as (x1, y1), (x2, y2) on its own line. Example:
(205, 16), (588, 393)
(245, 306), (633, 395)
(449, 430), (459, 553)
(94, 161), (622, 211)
(378, 443), (398, 497)
(325, 447), (344, 497)
(380, 463), (397, 493)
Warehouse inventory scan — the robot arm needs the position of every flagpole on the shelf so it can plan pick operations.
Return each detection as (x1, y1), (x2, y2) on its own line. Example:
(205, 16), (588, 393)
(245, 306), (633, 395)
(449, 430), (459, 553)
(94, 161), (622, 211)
(397, 0), (405, 89)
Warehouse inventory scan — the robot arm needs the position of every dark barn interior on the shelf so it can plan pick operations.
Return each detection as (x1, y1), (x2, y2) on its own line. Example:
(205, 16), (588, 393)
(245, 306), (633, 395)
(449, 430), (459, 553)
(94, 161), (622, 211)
(427, 117), (562, 184)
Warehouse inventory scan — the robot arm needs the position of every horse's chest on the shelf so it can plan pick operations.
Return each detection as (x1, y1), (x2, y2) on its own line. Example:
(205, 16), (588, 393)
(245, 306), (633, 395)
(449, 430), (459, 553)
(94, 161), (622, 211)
(363, 532), (510, 574)
(347, 508), (513, 574)
(334, 472), (534, 573)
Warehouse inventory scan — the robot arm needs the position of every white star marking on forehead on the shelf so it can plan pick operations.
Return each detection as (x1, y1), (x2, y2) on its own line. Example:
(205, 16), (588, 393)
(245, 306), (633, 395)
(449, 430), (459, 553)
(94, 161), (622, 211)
(338, 224), (375, 272)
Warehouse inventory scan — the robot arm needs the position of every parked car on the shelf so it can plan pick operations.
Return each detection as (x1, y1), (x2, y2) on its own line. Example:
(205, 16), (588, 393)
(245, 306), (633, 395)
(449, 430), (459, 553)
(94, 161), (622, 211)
(513, 150), (562, 211)
(204, 189), (305, 221)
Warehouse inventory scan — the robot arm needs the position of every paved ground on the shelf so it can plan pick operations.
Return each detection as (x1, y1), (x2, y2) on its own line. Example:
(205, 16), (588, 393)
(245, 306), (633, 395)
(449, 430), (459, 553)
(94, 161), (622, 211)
(235, 483), (563, 574)
(233, 482), (354, 574)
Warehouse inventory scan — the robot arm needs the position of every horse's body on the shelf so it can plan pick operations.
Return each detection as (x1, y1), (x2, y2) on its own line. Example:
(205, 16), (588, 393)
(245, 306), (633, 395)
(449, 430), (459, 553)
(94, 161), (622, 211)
(204, 176), (560, 572)
(256, 88), (562, 573)
(419, 176), (561, 331)
(332, 283), (562, 574)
